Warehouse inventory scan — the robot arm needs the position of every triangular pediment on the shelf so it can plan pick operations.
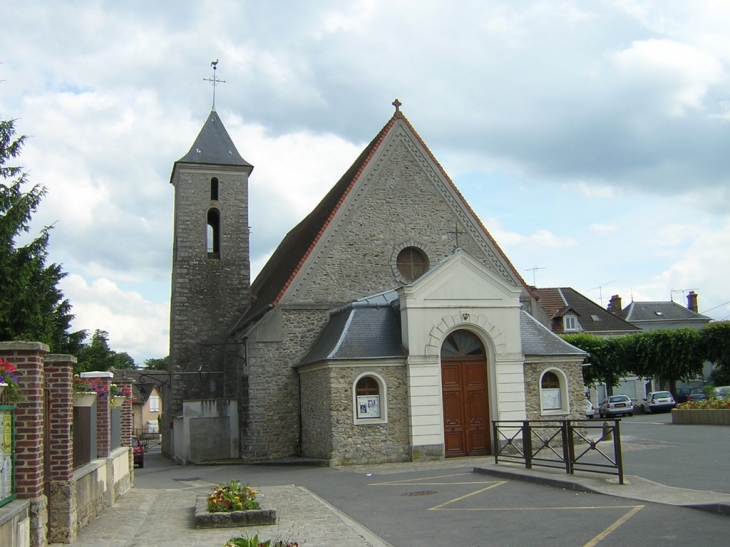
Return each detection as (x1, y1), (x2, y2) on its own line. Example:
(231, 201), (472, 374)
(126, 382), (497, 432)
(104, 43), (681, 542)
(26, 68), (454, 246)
(401, 249), (522, 308)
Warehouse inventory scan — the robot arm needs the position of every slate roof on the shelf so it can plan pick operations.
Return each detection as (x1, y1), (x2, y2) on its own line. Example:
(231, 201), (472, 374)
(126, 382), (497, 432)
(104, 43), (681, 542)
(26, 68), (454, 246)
(173, 110), (251, 171)
(298, 294), (405, 366)
(533, 287), (640, 335)
(231, 109), (530, 334)
(298, 290), (585, 366)
(622, 301), (711, 325)
(520, 311), (588, 357)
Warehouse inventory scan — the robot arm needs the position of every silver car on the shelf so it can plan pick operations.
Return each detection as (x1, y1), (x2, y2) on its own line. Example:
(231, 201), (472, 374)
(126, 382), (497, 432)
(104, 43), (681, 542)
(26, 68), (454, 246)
(642, 391), (676, 414)
(598, 395), (634, 418)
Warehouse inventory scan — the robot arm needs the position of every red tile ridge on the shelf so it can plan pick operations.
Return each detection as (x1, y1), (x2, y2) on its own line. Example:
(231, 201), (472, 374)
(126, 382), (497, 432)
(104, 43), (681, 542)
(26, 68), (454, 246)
(271, 113), (400, 306)
(396, 115), (535, 297)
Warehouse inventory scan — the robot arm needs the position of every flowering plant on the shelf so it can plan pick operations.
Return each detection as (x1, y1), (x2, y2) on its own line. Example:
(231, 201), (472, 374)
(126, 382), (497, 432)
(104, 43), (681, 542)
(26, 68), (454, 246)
(0, 358), (22, 402)
(208, 480), (259, 513)
(677, 399), (730, 410)
(110, 384), (132, 398)
(109, 384), (132, 408)
(73, 376), (108, 397)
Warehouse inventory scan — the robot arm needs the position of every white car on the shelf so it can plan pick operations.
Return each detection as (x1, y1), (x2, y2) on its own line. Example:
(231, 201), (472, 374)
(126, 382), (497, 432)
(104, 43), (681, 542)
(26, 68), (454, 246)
(585, 399), (596, 419)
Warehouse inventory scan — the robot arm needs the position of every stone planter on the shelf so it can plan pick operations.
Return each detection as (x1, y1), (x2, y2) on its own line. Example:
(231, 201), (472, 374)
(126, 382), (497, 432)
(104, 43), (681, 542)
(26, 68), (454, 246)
(113, 396), (127, 408)
(73, 392), (97, 407)
(194, 495), (277, 528)
(0, 383), (6, 397)
(671, 408), (730, 425)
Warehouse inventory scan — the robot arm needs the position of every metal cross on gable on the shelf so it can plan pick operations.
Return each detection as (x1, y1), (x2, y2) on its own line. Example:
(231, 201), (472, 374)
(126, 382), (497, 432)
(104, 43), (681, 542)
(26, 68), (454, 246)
(447, 221), (465, 250)
(203, 59), (226, 110)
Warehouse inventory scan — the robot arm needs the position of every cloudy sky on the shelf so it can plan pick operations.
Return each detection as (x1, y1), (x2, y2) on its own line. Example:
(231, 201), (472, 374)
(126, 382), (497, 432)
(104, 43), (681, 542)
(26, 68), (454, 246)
(2, 0), (730, 363)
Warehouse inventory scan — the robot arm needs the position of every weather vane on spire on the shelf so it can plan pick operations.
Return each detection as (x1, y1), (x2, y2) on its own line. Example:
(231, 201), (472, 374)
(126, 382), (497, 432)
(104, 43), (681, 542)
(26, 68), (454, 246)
(203, 60), (226, 110)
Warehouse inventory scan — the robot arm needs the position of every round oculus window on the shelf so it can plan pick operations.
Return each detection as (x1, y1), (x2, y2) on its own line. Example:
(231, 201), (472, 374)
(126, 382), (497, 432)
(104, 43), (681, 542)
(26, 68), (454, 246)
(396, 247), (429, 282)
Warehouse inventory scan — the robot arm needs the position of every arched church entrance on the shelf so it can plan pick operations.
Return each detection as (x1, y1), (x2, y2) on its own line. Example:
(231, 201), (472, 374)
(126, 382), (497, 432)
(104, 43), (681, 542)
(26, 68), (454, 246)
(441, 329), (491, 457)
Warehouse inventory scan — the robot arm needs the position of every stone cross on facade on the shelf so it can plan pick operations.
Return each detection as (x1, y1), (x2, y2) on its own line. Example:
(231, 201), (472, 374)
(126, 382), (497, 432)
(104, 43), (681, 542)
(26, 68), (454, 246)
(203, 60), (226, 110)
(392, 98), (402, 112)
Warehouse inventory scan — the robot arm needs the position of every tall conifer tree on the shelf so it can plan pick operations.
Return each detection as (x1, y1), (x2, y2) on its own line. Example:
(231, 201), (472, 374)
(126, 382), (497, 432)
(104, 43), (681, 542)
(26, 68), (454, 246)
(0, 117), (84, 353)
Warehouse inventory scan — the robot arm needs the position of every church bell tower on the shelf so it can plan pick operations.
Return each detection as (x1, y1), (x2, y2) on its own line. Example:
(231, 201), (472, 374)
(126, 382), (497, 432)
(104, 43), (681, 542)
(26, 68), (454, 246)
(166, 108), (252, 461)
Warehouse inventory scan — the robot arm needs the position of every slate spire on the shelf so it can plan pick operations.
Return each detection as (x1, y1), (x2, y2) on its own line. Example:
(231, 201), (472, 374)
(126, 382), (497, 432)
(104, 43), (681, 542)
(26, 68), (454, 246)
(176, 110), (251, 167)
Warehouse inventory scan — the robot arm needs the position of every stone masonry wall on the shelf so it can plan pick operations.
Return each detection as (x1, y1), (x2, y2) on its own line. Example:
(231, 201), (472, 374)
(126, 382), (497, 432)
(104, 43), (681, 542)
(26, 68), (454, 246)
(298, 368), (332, 460)
(168, 162), (251, 458)
(523, 360), (585, 421)
(293, 136), (522, 305)
(242, 309), (330, 461)
(328, 364), (410, 466)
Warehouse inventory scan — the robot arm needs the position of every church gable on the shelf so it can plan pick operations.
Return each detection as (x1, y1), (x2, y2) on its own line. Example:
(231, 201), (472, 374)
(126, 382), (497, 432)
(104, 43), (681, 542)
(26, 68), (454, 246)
(271, 109), (529, 311)
(233, 105), (533, 341)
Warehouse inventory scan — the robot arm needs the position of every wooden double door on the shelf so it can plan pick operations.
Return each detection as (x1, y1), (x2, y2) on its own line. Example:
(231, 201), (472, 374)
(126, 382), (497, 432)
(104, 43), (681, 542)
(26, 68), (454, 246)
(441, 330), (491, 457)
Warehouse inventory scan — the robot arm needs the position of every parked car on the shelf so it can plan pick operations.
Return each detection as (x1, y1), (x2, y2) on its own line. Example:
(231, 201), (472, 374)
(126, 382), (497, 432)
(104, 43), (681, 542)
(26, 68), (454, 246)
(642, 391), (676, 414)
(132, 436), (145, 468)
(687, 387), (707, 401)
(598, 395), (634, 418)
(585, 399), (596, 419)
(675, 387), (693, 404)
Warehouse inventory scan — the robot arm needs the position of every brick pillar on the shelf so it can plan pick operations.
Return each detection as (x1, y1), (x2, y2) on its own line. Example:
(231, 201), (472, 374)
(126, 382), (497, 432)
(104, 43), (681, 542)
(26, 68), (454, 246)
(117, 379), (134, 448)
(0, 341), (49, 547)
(44, 354), (78, 544)
(117, 379), (135, 487)
(80, 372), (113, 458)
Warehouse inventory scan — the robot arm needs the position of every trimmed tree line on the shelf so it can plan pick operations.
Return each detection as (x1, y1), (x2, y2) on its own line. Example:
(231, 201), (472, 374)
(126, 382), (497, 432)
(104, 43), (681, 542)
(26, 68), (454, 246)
(563, 321), (730, 395)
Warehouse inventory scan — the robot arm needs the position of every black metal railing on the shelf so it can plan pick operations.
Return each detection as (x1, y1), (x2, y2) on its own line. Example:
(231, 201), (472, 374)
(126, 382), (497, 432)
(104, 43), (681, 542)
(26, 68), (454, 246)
(492, 419), (624, 484)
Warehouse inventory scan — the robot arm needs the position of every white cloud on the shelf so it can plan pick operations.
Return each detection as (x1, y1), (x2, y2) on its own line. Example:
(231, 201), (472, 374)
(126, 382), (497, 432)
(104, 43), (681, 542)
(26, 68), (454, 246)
(612, 39), (724, 116)
(61, 275), (169, 363)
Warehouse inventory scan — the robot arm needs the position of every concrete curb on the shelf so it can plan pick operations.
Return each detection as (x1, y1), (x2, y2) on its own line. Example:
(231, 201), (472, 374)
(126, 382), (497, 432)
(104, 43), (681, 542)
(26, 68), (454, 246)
(193, 495), (278, 528)
(473, 464), (730, 517)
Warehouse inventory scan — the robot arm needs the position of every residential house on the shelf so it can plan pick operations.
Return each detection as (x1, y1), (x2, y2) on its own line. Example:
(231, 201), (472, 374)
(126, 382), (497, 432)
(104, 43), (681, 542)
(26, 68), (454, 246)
(534, 287), (642, 406)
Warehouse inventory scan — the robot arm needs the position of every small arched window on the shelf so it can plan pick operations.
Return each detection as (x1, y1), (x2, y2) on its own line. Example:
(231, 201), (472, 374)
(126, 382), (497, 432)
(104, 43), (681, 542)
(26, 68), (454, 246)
(210, 177), (219, 201)
(207, 208), (220, 258)
(540, 369), (568, 414)
(353, 374), (387, 424)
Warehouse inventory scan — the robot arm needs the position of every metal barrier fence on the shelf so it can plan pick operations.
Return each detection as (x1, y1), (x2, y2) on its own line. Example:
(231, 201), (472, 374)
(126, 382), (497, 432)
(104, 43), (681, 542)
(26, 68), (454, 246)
(492, 419), (624, 485)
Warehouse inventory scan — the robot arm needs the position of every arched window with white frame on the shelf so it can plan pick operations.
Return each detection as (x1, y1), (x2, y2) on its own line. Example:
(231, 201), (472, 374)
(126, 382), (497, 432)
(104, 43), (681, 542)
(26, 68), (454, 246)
(352, 373), (388, 425)
(539, 368), (569, 415)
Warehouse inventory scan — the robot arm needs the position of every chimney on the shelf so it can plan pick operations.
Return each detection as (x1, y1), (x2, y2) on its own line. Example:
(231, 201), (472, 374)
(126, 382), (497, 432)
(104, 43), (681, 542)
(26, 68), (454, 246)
(608, 294), (622, 315)
(687, 291), (698, 313)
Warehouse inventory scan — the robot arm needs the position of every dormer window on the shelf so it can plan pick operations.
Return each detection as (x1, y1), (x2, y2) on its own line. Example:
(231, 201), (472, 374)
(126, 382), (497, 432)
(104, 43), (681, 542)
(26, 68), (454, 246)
(563, 314), (579, 331)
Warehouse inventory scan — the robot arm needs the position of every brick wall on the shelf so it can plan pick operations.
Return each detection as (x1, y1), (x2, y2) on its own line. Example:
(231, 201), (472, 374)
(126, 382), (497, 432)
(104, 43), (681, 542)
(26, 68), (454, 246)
(0, 341), (49, 547)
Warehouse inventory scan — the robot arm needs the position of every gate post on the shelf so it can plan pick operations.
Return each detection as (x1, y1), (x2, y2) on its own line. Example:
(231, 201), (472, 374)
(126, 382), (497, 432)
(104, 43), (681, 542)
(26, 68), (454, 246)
(523, 421), (532, 469)
(1, 341), (49, 547)
(80, 372), (113, 459)
(44, 354), (77, 544)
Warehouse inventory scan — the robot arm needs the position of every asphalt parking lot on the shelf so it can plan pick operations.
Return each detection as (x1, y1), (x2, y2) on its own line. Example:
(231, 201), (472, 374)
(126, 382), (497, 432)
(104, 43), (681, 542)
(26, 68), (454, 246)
(124, 411), (730, 547)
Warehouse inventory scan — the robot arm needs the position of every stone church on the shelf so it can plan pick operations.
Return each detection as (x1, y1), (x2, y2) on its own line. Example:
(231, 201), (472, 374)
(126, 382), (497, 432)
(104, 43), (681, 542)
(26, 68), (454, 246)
(164, 102), (586, 465)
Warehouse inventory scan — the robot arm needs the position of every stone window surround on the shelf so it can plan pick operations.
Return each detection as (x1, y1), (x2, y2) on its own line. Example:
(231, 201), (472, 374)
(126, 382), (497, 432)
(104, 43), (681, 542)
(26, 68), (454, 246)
(539, 367), (570, 416)
(352, 372), (388, 425)
(389, 239), (432, 284)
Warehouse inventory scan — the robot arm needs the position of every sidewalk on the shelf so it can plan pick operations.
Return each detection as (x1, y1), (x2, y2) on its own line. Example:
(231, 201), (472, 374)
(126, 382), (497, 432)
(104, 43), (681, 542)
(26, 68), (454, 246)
(51, 483), (394, 547)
